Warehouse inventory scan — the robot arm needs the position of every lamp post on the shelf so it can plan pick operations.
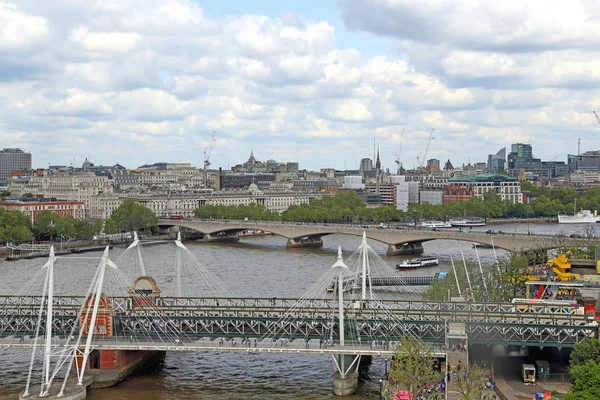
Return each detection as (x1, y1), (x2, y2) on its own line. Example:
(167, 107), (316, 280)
(384, 358), (388, 378)
(379, 379), (383, 400)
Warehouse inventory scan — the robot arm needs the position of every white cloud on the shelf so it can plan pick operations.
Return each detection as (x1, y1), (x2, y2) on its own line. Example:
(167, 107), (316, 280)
(0, 2), (49, 51)
(70, 27), (141, 53)
(0, 0), (599, 170)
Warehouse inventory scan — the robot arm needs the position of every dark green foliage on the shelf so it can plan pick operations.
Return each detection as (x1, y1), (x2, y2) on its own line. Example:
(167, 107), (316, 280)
(281, 191), (406, 223)
(0, 207), (34, 243)
(106, 199), (158, 232)
(565, 360), (600, 400)
(194, 203), (281, 221)
(570, 339), (600, 369)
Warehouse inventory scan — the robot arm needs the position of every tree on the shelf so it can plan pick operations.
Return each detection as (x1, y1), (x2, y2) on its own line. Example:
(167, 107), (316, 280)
(565, 360), (600, 400)
(55, 215), (77, 240)
(483, 254), (530, 301)
(387, 337), (439, 397)
(32, 210), (59, 240)
(455, 364), (495, 400)
(22, 193), (34, 198)
(0, 190), (10, 197)
(570, 339), (600, 369)
(0, 208), (34, 243)
(107, 199), (158, 232)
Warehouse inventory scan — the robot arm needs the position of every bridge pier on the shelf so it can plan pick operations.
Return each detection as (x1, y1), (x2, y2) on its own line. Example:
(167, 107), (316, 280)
(387, 241), (424, 256)
(286, 237), (324, 249)
(201, 233), (240, 243)
(332, 355), (361, 396)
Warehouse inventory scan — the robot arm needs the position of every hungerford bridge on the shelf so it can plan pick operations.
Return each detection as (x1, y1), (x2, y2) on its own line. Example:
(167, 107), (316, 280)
(1, 234), (597, 399)
(158, 218), (585, 256)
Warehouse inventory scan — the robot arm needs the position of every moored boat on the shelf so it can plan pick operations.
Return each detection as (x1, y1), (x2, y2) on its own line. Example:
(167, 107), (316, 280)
(396, 257), (439, 270)
(558, 210), (599, 224)
(420, 221), (452, 228)
(449, 217), (486, 227)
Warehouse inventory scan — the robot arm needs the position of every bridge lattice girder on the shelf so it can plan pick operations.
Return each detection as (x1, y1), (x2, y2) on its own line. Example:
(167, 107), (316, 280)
(0, 297), (597, 347)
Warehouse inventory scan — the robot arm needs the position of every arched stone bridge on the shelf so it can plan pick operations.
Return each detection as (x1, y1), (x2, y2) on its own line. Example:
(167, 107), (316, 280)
(157, 219), (581, 256)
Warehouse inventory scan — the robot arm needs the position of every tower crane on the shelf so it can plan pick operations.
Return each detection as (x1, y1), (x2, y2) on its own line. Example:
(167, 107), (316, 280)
(594, 111), (600, 125)
(418, 128), (435, 171)
(395, 128), (404, 174)
(203, 132), (216, 188)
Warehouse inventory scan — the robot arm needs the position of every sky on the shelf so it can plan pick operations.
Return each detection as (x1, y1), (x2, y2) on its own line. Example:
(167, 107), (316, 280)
(1, 0), (600, 172)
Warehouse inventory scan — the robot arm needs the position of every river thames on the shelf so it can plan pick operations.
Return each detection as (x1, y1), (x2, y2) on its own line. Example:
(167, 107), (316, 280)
(0, 221), (597, 399)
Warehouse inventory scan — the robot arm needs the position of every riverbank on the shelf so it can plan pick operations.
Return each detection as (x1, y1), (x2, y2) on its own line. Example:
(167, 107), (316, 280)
(487, 217), (557, 225)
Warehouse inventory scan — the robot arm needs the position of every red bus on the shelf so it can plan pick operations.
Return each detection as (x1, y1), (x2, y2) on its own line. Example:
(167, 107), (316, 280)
(169, 215), (184, 220)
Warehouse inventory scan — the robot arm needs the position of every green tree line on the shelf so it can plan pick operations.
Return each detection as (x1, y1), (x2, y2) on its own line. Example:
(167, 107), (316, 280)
(0, 199), (158, 243)
(193, 191), (409, 223)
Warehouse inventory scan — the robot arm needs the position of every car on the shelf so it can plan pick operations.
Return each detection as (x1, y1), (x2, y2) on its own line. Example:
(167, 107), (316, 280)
(486, 230), (496, 234)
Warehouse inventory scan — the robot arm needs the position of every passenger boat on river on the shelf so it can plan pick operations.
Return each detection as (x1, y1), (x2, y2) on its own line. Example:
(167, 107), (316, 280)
(396, 257), (439, 271)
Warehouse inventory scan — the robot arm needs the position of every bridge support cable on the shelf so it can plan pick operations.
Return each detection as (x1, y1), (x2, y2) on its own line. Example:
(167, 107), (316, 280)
(461, 251), (474, 300)
(76, 247), (115, 385)
(54, 254), (105, 396)
(474, 245), (488, 296)
(42, 247), (56, 394)
(125, 231), (146, 277)
(344, 237), (422, 302)
(450, 256), (462, 298)
(168, 236), (235, 298)
(23, 250), (53, 397)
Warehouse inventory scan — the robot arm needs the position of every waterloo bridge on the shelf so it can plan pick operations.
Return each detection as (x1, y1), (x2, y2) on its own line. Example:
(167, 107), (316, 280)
(1, 234), (597, 399)
(158, 218), (582, 258)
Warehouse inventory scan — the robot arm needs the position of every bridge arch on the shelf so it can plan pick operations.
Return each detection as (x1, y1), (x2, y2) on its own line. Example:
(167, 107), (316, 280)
(155, 220), (562, 256)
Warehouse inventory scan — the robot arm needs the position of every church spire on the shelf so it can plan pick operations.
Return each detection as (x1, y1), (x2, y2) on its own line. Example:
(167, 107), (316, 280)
(375, 145), (381, 171)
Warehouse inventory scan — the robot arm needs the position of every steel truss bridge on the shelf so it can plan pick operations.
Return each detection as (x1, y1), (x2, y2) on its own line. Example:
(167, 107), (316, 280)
(0, 296), (597, 351)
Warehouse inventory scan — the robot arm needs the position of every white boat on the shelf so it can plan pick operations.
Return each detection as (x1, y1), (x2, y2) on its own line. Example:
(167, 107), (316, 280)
(449, 217), (486, 227)
(558, 210), (599, 224)
(420, 221), (452, 228)
(396, 257), (439, 270)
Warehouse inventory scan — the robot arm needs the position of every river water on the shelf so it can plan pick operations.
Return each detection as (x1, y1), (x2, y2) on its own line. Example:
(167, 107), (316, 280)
(0, 221), (597, 400)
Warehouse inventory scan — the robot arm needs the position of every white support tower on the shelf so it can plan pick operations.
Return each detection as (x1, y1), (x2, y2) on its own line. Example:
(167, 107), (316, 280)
(175, 232), (184, 297)
(23, 247), (56, 397)
(360, 232), (373, 301)
(76, 247), (117, 385)
(127, 231), (146, 276)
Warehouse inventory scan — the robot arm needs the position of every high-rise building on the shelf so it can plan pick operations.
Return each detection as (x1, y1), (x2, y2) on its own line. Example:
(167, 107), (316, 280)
(359, 158), (373, 172)
(507, 143), (543, 177)
(0, 148), (31, 185)
(427, 159), (440, 171)
(511, 143), (533, 158)
(487, 147), (506, 174)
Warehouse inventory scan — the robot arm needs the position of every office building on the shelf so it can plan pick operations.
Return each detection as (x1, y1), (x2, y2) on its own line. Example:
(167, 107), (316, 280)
(0, 148), (31, 185)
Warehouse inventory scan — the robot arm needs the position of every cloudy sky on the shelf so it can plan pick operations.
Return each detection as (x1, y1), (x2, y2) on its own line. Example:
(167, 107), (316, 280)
(2, 0), (600, 171)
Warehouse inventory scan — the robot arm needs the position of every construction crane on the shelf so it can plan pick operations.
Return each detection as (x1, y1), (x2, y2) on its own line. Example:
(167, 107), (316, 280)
(203, 132), (216, 188)
(594, 111), (600, 125)
(395, 128), (404, 174)
(418, 128), (435, 171)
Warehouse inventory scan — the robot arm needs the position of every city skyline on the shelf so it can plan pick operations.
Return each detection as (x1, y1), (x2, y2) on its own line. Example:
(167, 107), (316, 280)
(1, 1), (600, 171)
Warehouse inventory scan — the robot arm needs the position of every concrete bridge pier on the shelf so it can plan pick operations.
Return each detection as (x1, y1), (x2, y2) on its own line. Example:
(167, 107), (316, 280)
(387, 241), (424, 256)
(201, 233), (240, 243)
(286, 236), (324, 249)
(332, 355), (361, 396)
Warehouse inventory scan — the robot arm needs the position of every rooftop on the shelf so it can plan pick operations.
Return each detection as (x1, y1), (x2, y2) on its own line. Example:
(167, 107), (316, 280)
(450, 174), (517, 182)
